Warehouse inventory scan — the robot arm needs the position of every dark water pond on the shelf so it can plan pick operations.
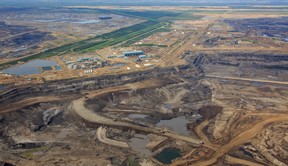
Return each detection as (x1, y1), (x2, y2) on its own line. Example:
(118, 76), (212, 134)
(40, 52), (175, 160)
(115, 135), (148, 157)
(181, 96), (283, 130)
(154, 148), (182, 164)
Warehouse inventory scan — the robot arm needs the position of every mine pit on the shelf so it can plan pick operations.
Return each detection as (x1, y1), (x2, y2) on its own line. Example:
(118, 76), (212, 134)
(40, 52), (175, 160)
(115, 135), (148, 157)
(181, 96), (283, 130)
(1, 51), (287, 165)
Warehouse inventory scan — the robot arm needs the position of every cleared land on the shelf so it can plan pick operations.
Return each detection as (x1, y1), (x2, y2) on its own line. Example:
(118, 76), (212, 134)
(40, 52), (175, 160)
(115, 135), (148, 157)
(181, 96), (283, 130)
(1, 6), (288, 166)
(0, 20), (165, 67)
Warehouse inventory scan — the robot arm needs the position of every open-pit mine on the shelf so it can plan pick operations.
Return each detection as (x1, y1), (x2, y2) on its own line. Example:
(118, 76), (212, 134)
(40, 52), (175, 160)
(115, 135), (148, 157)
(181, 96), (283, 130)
(0, 5), (288, 166)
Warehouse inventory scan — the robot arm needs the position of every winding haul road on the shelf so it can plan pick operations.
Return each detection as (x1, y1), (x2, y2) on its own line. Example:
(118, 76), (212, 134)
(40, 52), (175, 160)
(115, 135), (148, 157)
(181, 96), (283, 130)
(224, 155), (263, 166)
(96, 126), (129, 148)
(173, 114), (288, 166)
(70, 79), (203, 146)
(2, 77), (287, 165)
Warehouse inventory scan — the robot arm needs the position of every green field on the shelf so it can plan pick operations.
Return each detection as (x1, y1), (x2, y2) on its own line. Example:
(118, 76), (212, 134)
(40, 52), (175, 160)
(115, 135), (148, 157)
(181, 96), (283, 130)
(0, 8), (204, 68)
(134, 43), (168, 47)
(123, 27), (171, 47)
(83, 20), (165, 52)
(101, 9), (204, 21)
(107, 9), (180, 20)
(0, 20), (163, 67)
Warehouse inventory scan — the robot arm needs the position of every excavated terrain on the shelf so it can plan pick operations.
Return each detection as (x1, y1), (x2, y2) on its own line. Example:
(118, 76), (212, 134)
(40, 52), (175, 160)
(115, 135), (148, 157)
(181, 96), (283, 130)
(0, 65), (195, 105)
(1, 52), (288, 166)
(225, 17), (288, 42)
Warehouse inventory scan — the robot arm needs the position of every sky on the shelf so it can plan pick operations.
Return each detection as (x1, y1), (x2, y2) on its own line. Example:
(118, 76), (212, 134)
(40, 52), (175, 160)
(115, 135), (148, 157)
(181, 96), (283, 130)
(1, 0), (288, 6)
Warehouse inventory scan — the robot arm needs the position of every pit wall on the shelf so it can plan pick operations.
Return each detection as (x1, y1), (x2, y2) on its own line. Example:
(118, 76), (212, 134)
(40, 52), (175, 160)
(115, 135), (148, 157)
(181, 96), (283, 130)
(0, 65), (198, 105)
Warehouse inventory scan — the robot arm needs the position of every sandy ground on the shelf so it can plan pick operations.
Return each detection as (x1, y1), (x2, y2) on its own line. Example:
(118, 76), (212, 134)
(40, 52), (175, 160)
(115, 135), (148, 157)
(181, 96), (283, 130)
(71, 79), (202, 145)
(96, 126), (129, 148)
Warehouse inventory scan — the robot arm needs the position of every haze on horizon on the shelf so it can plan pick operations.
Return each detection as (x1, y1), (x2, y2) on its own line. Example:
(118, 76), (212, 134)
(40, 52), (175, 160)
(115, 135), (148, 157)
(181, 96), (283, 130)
(1, 0), (288, 6)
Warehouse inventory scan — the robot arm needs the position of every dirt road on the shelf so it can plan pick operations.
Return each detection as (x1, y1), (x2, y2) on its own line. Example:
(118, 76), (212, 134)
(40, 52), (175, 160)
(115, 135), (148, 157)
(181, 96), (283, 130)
(161, 13), (221, 67)
(96, 126), (129, 148)
(71, 80), (202, 146)
(0, 96), (61, 113)
(206, 75), (288, 86)
(194, 120), (218, 151)
(191, 115), (288, 166)
(224, 155), (263, 166)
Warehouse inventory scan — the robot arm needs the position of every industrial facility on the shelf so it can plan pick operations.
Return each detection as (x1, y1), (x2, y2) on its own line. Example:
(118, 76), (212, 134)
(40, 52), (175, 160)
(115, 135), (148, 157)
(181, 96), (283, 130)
(63, 56), (108, 70)
(123, 50), (144, 57)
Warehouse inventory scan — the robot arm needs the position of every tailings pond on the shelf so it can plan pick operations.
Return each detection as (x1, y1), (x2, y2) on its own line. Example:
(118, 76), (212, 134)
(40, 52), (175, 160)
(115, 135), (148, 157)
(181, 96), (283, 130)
(2, 59), (58, 75)
(156, 116), (191, 136)
(154, 147), (182, 164)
